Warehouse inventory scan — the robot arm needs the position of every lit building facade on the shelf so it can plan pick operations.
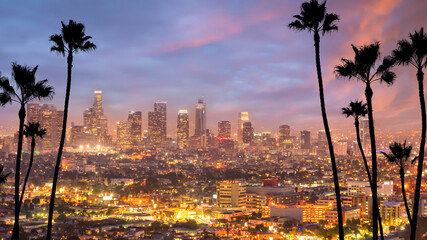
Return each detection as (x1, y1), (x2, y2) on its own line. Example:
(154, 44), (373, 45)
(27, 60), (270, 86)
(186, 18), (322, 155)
(154, 102), (167, 143)
(27, 103), (62, 149)
(242, 121), (253, 144)
(300, 130), (310, 149)
(278, 124), (290, 143)
(148, 111), (162, 147)
(217, 180), (246, 208)
(177, 109), (189, 149)
(218, 121), (231, 138)
(128, 111), (142, 149)
(117, 121), (131, 150)
(195, 98), (206, 137)
(237, 112), (249, 142)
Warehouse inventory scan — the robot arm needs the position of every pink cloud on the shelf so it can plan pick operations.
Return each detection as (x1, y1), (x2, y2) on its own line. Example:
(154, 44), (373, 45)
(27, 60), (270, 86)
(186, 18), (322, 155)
(152, 14), (242, 54)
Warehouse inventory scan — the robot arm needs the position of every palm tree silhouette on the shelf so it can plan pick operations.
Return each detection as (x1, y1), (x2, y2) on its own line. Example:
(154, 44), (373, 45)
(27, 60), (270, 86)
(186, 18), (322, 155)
(342, 101), (372, 183)
(47, 20), (96, 239)
(0, 64), (53, 240)
(381, 141), (416, 226)
(335, 42), (395, 240)
(19, 123), (46, 211)
(391, 27), (427, 240)
(288, 1), (344, 238)
(0, 164), (11, 184)
(343, 101), (385, 236)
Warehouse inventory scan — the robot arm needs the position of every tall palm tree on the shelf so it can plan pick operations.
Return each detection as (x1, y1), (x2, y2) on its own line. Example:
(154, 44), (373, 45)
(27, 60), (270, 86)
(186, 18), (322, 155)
(392, 27), (427, 240)
(342, 101), (385, 238)
(47, 20), (96, 239)
(0, 64), (53, 240)
(342, 101), (371, 184)
(381, 141), (416, 225)
(0, 164), (11, 184)
(288, 1), (343, 239)
(335, 42), (395, 239)
(19, 122), (46, 210)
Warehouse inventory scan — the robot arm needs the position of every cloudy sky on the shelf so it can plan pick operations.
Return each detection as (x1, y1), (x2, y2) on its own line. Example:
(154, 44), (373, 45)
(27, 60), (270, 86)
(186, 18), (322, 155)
(0, 0), (426, 137)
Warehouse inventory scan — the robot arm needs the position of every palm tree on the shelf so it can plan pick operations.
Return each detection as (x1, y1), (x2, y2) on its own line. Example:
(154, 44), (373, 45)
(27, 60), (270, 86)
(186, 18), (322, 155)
(381, 141), (416, 225)
(391, 27), (427, 240)
(47, 20), (96, 239)
(342, 101), (371, 183)
(0, 164), (11, 184)
(0, 64), (53, 240)
(288, 1), (343, 239)
(19, 123), (46, 210)
(335, 42), (395, 239)
(342, 100), (386, 234)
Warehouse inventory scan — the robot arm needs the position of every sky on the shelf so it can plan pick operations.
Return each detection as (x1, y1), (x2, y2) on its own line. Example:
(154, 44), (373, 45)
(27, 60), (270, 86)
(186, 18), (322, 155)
(0, 0), (426, 137)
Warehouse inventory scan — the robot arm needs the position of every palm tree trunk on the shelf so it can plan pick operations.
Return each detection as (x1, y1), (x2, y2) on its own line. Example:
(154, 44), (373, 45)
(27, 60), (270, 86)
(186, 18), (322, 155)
(47, 52), (73, 240)
(12, 104), (25, 240)
(411, 68), (425, 240)
(314, 31), (344, 240)
(355, 119), (372, 185)
(19, 138), (35, 210)
(355, 119), (384, 239)
(365, 83), (384, 240)
(400, 168), (412, 224)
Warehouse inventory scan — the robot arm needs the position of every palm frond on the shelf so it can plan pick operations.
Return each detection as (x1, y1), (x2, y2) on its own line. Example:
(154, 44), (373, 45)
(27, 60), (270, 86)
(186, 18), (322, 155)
(335, 59), (355, 79)
(49, 34), (66, 55)
(288, 20), (306, 31)
(0, 165), (11, 184)
(321, 13), (339, 35)
(380, 71), (396, 85)
(392, 39), (413, 66)
(33, 79), (54, 100)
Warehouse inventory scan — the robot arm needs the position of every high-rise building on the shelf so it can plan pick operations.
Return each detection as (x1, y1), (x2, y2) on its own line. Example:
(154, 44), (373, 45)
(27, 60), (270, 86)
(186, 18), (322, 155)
(301, 130), (311, 149)
(40, 104), (61, 149)
(82, 90), (109, 146)
(218, 121), (231, 138)
(242, 121), (253, 144)
(278, 125), (290, 143)
(116, 121), (131, 150)
(27, 103), (63, 149)
(27, 103), (40, 123)
(361, 118), (370, 154)
(195, 98), (206, 137)
(217, 180), (246, 208)
(128, 111), (142, 149)
(154, 102), (167, 142)
(148, 111), (162, 147)
(93, 90), (104, 117)
(318, 130), (327, 143)
(177, 109), (189, 149)
(336, 140), (348, 156)
(237, 112), (249, 142)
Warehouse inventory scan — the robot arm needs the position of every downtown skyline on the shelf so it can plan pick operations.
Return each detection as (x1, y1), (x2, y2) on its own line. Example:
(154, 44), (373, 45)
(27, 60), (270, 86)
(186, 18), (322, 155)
(1, 0), (427, 135)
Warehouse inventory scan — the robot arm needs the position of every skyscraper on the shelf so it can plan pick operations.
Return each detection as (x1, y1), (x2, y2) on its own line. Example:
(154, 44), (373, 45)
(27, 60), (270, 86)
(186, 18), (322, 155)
(83, 90), (109, 146)
(237, 112), (249, 142)
(361, 118), (370, 154)
(242, 121), (253, 144)
(278, 125), (290, 143)
(218, 121), (231, 138)
(117, 121), (131, 150)
(93, 90), (104, 117)
(154, 102), (167, 142)
(128, 111), (142, 149)
(26, 103), (63, 149)
(148, 111), (162, 147)
(195, 98), (206, 137)
(301, 130), (311, 149)
(177, 109), (189, 149)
